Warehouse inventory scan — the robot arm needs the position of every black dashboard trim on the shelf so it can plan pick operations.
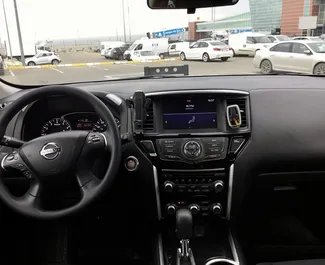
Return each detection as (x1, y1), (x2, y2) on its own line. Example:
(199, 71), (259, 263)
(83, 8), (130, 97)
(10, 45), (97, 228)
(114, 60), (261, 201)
(145, 90), (249, 96)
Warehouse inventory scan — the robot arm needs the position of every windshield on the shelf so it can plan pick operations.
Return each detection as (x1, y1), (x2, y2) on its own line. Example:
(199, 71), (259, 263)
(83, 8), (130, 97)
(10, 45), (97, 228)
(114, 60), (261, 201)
(308, 42), (325, 53)
(277, 35), (291, 41)
(1, 0), (325, 85)
(128, 43), (138, 50)
(210, 42), (227, 46)
(252, 36), (272, 43)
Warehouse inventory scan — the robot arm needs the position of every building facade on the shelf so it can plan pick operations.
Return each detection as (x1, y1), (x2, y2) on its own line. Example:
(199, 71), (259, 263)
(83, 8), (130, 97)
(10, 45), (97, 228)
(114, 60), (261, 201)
(249, 0), (282, 33)
(190, 0), (325, 39)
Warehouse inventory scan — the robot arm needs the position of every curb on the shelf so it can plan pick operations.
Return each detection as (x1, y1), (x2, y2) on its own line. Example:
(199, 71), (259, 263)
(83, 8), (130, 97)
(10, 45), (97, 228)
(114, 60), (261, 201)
(7, 58), (180, 70)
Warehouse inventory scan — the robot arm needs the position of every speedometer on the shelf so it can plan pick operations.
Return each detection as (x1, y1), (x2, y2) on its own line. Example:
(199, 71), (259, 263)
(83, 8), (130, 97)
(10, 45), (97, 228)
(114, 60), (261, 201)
(40, 118), (72, 136)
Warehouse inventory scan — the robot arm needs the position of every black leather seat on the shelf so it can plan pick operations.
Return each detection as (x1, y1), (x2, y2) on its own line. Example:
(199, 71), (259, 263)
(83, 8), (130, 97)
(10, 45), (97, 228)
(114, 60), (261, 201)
(257, 260), (325, 265)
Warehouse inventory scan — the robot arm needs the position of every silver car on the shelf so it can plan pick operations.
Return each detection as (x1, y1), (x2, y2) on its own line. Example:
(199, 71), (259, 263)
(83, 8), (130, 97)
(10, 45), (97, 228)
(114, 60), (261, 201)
(25, 52), (61, 66)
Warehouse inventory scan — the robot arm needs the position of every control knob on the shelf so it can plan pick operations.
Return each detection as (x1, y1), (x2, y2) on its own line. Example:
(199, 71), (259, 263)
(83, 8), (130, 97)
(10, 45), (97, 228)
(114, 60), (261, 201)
(214, 181), (224, 193)
(183, 140), (202, 159)
(189, 204), (200, 214)
(164, 181), (175, 193)
(166, 204), (177, 215)
(212, 203), (222, 215)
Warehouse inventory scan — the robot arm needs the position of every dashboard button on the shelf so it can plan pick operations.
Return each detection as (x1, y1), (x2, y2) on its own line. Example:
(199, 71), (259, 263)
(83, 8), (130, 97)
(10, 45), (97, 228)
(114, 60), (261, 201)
(140, 140), (157, 157)
(230, 137), (245, 153)
(207, 154), (222, 159)
(165, 155), (177, 160)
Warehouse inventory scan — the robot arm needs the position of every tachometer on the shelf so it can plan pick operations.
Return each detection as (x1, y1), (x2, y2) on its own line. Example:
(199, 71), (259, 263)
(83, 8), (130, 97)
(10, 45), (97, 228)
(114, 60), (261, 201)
(92, 118), (120, 132)
(40, 118), (72, 136)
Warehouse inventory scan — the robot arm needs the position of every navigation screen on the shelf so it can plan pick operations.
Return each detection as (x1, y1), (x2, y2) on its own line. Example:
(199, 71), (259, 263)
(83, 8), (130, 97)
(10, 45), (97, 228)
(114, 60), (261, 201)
(163, 96), (217, 130)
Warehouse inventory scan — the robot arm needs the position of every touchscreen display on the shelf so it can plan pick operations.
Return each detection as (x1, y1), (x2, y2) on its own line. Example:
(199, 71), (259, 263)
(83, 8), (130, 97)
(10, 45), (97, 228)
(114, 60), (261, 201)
(163, 96), (217, 130)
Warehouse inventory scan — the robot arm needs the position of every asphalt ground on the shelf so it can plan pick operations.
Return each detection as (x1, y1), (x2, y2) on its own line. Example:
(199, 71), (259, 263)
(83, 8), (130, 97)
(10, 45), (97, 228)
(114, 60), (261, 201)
(1, 52), (260, 85)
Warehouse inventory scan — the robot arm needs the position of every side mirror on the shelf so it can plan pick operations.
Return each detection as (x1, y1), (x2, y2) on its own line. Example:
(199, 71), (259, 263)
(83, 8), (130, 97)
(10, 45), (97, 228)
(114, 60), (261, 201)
(304, 50), (312, 55)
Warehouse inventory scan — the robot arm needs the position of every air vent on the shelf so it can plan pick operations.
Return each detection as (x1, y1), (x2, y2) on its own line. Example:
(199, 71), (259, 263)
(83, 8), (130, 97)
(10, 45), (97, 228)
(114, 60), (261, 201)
(227, 98), (247, 128)
(143, 100), (154, 132)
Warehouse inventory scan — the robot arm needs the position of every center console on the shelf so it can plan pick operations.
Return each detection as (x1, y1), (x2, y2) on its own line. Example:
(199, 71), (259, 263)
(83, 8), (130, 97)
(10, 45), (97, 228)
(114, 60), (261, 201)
(133, 90), (250, 265)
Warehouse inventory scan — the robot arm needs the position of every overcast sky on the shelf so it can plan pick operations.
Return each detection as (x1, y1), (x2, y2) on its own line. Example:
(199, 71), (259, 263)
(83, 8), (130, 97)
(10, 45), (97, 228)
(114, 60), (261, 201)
(0, 0), (249, 41)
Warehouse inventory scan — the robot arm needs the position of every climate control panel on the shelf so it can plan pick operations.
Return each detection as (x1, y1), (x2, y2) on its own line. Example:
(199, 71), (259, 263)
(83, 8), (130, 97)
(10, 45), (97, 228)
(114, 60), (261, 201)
(160, 169), (228, 218)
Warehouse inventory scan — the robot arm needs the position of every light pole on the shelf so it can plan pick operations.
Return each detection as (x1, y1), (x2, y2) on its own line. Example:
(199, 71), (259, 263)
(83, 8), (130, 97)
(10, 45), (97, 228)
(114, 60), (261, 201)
(1, 0), (13, 58)
(122, 0), (127, 43)
(13, 0), (25, 65)
(128, 4), (131, 42)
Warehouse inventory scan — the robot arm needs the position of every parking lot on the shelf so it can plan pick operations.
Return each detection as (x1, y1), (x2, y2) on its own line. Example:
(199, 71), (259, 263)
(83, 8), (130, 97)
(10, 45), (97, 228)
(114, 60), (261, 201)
(1, 52), (260, 85)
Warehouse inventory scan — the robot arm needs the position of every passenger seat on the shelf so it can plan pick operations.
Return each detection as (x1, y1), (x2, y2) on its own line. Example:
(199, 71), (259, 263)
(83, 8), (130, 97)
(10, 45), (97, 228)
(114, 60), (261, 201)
(258, 260), (325, 265)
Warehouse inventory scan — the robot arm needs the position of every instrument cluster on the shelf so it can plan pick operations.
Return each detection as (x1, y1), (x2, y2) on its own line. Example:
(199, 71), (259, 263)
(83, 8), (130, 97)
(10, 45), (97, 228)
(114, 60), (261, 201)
(40, 112), (120, 136)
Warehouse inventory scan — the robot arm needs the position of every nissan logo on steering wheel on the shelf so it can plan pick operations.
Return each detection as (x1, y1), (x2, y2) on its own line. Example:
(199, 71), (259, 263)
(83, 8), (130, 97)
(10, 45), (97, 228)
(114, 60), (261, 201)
(40, 142), (61, 160)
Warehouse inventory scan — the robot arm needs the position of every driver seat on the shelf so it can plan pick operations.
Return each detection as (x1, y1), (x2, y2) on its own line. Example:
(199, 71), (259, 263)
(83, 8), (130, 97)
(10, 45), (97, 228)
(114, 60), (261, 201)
(257, 260), (325, 265)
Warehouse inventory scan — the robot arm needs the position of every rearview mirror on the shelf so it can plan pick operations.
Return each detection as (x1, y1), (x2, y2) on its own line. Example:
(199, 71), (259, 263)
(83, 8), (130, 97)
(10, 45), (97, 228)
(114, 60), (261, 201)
(148, 0), (239, 10)
(304, 50), (312, 55)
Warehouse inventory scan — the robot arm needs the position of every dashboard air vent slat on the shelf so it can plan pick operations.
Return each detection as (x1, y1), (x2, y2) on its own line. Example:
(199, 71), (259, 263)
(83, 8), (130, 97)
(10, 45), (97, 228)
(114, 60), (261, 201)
(143, 100), (154, 132)
(227, 98), (247, 128)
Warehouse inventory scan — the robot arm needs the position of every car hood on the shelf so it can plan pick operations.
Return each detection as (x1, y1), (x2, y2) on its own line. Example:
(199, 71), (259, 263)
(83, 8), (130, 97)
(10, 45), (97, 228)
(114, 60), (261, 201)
(25, 57), (36, 62)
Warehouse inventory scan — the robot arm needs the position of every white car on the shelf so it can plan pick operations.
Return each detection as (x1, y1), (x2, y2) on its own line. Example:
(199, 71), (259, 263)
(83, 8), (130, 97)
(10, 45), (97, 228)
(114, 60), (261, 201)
(180, 41), (233, 62)
(267, 35), (291, 43)
(253, 40), (325, 75)
(130, 51), (160, 62)
(25, 52), (61, 66)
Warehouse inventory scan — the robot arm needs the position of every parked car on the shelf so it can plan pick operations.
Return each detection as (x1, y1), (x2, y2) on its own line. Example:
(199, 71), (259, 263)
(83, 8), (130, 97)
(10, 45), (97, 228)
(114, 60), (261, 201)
(0, 56), (4, 76)
(229, 32), (272, 56)
(168, 42), (191, 57)
(267, 35), (291, 43)
(254, 40), (325, 75)
(130, 51), (160, 61)
(111, 47), (127, 60)
(124, 37), (168, 60)
(25, 52), (61, 66)
(180, 41), (233, 62)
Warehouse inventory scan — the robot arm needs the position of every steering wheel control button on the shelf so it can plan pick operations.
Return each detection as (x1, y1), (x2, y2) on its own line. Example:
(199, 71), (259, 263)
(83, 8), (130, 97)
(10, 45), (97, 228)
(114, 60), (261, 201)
(22, 170), (33, 179)
(140, 140), (157, 157)
(87, 133), (102, 144)
(125, 156), (139, 172)
(40, 142), (61, 160)
(183, 140), (202, 159)
(6, 154), (15, 161)
(229, 137), (245, 154)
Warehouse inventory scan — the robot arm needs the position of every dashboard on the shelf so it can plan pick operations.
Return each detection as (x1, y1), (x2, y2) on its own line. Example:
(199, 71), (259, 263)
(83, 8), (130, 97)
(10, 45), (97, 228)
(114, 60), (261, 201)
(1, 74), (325, 222)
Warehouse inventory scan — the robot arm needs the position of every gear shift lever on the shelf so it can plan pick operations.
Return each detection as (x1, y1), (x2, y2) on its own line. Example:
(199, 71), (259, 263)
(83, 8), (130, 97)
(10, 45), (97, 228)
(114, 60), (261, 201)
(176, 209), (196, 265)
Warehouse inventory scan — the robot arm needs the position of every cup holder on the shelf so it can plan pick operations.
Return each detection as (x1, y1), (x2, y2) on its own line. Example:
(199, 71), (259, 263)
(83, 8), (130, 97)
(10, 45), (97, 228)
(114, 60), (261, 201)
(205, 257), (238, 265)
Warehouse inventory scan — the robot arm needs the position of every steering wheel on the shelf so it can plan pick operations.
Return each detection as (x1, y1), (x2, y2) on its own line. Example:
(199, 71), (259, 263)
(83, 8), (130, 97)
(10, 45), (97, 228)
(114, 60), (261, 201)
(0, 85), (121, 219)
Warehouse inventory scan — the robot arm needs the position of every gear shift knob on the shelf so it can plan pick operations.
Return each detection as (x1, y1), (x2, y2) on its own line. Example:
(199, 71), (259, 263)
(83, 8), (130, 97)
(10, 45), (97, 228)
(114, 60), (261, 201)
(176, 208), (193, 240)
